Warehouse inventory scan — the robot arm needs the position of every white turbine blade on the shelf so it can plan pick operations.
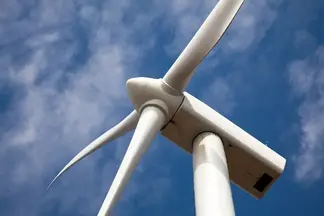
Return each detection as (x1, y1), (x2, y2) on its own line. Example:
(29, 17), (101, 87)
(47, 110), (139, 191)
(163, 0), (245, 92)
(97, 106), (166, 216)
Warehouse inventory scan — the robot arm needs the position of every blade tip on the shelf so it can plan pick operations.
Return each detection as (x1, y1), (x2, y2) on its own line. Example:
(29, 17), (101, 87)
(45, 178), (57, 192)
(45, 171), (63, 193)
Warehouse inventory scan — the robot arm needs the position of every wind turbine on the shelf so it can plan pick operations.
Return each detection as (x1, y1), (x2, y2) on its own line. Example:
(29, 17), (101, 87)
(48, 0), (286, 215)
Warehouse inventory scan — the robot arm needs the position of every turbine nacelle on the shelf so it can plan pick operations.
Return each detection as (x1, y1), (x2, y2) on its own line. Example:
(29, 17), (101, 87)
(161, 92), (286, 199)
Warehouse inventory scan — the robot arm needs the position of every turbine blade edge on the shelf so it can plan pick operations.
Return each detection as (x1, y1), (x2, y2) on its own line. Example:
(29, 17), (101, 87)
(46, 110), (139, 191)
(97, 106), (166, 216)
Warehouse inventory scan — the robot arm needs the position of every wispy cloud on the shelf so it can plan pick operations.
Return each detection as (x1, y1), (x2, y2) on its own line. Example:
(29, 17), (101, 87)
(0, 0), (169, 215)
(202, 77), (236, 115)
(288, 44), (324, 184)
(161, 0), (283, 57)
(223, 0), (282, 52)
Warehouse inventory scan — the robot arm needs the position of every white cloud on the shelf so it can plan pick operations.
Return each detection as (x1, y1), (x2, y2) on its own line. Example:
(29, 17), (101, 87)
(288, 45), (324, 184)
(224, 0), (281, 52)
(161, 0), (218, 55)
(202, 77), (236, 115)
(0, 0), (172, 215)
(160, 0), (282, 57)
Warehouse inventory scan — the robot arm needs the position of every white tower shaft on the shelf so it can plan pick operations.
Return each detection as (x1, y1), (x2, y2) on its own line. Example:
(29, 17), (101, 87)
(193, 132), (235, 216)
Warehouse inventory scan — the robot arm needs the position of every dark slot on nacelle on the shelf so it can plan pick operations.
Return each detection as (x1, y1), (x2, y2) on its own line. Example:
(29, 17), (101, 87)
(253, 173), (273, 192)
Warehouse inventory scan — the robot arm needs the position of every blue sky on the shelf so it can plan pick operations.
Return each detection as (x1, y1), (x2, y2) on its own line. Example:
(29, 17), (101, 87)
(0, 0), (324, 215)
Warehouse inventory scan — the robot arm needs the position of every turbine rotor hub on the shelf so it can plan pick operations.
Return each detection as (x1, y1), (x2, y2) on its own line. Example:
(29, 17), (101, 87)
(126, 77), (184, 124)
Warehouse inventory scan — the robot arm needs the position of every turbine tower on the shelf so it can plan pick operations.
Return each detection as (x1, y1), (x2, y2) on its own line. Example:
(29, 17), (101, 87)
(48, 0), (286, 215)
